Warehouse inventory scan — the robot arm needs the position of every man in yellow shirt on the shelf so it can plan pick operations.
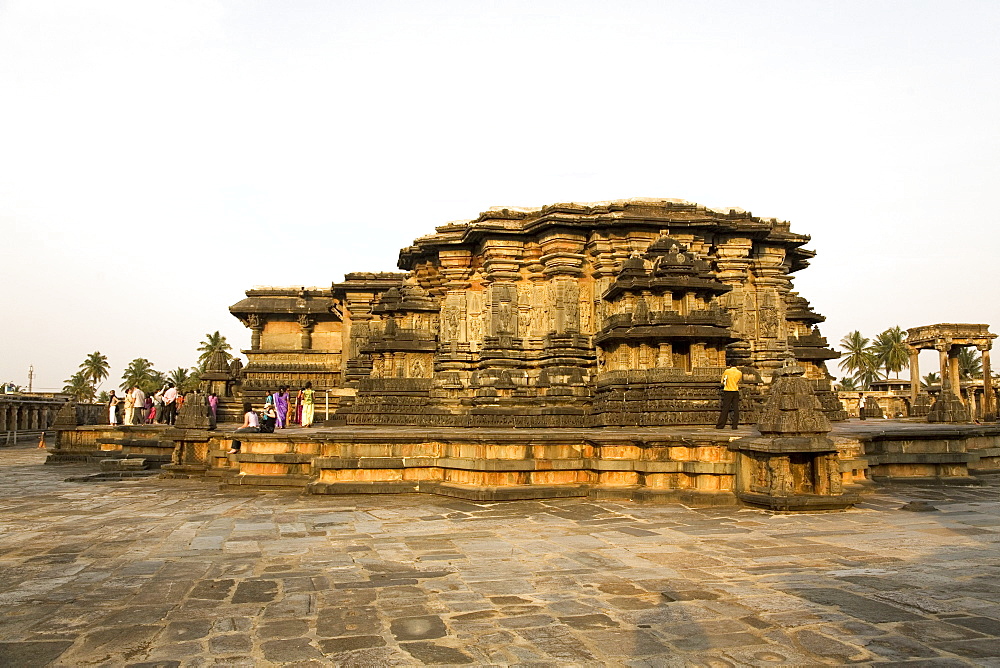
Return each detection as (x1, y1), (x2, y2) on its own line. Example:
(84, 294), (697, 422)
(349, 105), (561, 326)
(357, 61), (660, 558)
(715, 365), (743, 429)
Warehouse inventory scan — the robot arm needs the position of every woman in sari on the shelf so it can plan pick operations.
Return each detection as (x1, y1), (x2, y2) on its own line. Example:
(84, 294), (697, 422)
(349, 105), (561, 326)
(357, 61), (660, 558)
(274, 386), (289, 429)
(301, 381), (315, 427)
(122, 389), (136, 426)
(295, 387), (304, 425)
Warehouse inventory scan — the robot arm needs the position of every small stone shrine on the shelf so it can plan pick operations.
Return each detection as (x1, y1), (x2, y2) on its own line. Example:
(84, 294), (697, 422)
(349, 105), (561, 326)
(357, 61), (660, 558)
(730, 362), (857, 510)
(196, 350), (244, 423)
(230, 199), (845, 425)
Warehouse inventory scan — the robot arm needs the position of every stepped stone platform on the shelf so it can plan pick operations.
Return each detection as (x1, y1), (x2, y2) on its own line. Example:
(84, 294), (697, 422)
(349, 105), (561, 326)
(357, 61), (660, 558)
(47, 419), (1000, 507)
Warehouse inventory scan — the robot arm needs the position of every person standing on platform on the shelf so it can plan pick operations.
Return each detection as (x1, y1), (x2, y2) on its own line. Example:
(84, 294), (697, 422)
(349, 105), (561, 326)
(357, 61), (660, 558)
(715, 365), (743, 430)
(108, 390), (120, 425)
(294, 387), (304, 425)
(122, 388), (136, 426)
(858, 392), (867, 420)
(152, 388), (164, 423)
(162, 383), (178, 425)
(131, 385), (146, 425)
(275, 386), (289, 429)
(301, 381), (315, 427)
(208, 392), (218, 430)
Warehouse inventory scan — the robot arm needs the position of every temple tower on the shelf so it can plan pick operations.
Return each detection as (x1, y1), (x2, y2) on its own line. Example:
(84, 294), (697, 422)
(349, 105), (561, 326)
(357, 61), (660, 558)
(591, 237), (750, 425)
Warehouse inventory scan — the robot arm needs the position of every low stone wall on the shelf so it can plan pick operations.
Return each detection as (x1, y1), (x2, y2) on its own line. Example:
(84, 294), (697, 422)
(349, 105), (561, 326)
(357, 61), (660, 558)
(147, 426), (868, 506)
(50, 422), (1000, 504)
(858, 425), (1000, 479)
(48, 424), (175, 466)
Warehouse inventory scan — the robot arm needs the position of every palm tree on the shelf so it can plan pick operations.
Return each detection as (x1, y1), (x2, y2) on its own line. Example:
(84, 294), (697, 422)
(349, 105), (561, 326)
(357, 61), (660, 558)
(63, 372), (96, 402)
(838, 331), (880, 389)
(836, 377), (858, 391)
(922, 372), (940, 388)
(79, 351), (110, 390)
(854, 364), (883, 390)
(121, 358), (159, 393)
(873, 326), (909, 379)
(197, 331), (232, 371)
(168, 367), (199, 393)
(957, 348), (982, 380)
(168, 367), (189, 391)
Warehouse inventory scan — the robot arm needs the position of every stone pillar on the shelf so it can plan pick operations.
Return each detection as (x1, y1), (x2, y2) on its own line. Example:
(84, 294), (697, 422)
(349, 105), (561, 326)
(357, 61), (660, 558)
(298, 315), (315, 350)
(909, 347), (920, 404)
(656, 343), (673, 368)
(937, 343), (950, 393)
(949, 349), (962, 402)
(981, 346), (996, 421)
(247, 314), (264, 350)
(0, 405), (7, 432)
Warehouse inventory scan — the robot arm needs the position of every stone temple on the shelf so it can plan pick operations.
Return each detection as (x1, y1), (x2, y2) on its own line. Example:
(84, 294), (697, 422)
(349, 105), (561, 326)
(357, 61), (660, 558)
(229, 199), (845, 427)
(52, 197), (1000, 509)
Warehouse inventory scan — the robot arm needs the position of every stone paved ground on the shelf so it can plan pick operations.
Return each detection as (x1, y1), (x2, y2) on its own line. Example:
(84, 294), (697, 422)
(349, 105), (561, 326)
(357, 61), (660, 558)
(1, 445), (999, 667)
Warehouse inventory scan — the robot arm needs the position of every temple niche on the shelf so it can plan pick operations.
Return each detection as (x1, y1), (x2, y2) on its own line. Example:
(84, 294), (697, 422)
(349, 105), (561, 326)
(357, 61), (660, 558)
(232, 199), (844, 426)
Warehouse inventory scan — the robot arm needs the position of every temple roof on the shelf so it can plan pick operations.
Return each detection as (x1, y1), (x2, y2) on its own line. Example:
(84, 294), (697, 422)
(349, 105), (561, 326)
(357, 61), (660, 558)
(398, 198), (814, 271)
(229, 286), (337, 317)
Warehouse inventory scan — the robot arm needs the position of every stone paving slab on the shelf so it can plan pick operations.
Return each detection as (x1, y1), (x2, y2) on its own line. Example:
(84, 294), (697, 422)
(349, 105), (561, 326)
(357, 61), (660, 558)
(2, 445), (1000, 666)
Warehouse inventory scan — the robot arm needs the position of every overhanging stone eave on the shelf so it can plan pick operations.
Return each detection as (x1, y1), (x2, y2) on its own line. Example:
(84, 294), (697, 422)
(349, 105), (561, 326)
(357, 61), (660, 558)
(398, 210), (816, 270)
(229, 304), (336, 317)
(596, 327), (737, 345)
(601, 279), (731, 302)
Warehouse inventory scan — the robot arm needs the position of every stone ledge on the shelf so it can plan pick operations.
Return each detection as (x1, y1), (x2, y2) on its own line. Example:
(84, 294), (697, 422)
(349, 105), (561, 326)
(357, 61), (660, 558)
(737, 490), (859, 511)
(222, 473), (313, 488)
(308, 456), (734, 475)
(865, 453), (972, 465)
(231, 453), (313, 464)
(305, 479), (742, 504)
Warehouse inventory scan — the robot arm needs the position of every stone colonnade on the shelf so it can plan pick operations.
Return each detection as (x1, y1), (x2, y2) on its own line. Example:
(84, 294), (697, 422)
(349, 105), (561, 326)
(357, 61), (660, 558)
(0, 397), (67, 433)
(907, 324), (997, 421)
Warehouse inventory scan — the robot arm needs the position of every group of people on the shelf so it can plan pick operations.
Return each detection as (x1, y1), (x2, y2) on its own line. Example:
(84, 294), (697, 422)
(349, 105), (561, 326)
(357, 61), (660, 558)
(228, 382), (315, 454)
(108, 383), (182, 426)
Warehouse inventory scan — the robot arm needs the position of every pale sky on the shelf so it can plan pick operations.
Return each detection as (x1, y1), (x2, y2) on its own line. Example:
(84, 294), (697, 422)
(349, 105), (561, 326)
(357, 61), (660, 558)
(2, 0), (998, 392)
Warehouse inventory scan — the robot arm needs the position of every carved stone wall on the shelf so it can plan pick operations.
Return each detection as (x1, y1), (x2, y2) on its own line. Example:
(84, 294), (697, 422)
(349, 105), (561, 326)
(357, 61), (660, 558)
(234, 199), (843, 426)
